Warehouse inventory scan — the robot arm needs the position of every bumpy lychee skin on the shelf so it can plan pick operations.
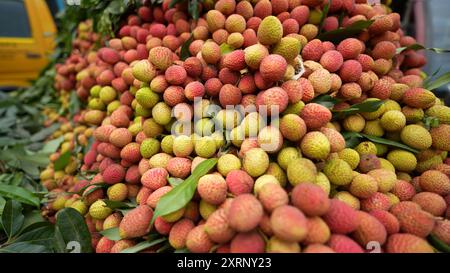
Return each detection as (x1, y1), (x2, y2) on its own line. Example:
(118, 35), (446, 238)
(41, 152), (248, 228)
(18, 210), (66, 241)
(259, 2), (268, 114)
(291, 183), (330, 217)
(304, 216), (331, 245)
(352, 211), (387, 247)
(257, 16), (283, 45)
(279, 114), (307, 142)
(323, 199), (359, 234)
(141, 167), (168, 190)
(223, 50), (246, 72)
(228, 194), (264, 232)
(391, 180), (416, 201)
(186, 225), (214, 253)
(320, 50), (344, 72)
(89, 200), (112, 220)
(259, 54), (288, 82)
(226, 170), (254, 196)
(337, 38), (363, 59)
(302, 39), (324, 61)
(430, 124), (450, 151)
(243, 148), (270, 178)
(96, 236), (115, 253)
(369, 210), (400, 235)
(103, 164), (126, 184)
(391, 202), (435, 238)
(308, 68), (332, 94)
(119, 205), (153, 239)
(300, 103), (332, 130)
(400, 124), (432, 151)
(339, 60), (362, 83)
(149, 46), (173, 70)
(256, 87), (289, 115)
(323, 159), (354, 186)
(385, 234), (434, 253)
(120, 142), (142, 163)
(349, 174), (378, 199)
(412, 192), (447, 216)
(230, 231), (265, 253)
(270, 205), (308, 242)
(327, 234), (364, 253)
(244, 43), (269, 70)
(166, 157), (192, 179)
(402, 88), (436, 109)
(169, 219), (195, 250)
(258, 183), (289, 212)
(219, 84), (242, 107)
(361, 192), (392, 212)
(197, 174), (228, 206)
(419, 170), (450, 196)
(301, 131), (331, 160)
(205, 208), (236, 244)
(432, 220), (450, 245)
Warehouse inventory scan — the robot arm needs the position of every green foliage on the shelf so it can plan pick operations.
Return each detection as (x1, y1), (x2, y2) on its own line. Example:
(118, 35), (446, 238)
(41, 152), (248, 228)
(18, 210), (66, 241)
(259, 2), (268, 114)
(151, 158), (218, 224)
(318, 20), (374, 43)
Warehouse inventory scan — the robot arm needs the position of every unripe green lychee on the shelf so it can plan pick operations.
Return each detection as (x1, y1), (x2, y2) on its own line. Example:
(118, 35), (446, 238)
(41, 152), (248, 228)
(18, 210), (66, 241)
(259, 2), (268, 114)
(402, 106), (424, 123)
(265, 162), (287, 187)
(257, 16), (283, 45)
(387, 150), (417, 172)
(355, 141), (378, 156)
(315, 172), (331, 195)
(152, 102), (172, 126)
(426, 104), (450, 124)
(323, 159), (354, 186)
(215, 109), (242, 131)
(254, 174), (279, 194)
(338, 148), (360, 170)
(199, 199), (217, 220)
(277, 147), (301, 170)
(173, 135), (194, 157)
(70, 200), (88, 215)
(367, 169), (397, 193)
(194, 136), (217, 158)
(343, 114), (366, 132)
(300, 132), (331, 160)
(107, 183), (128, 202)
(99, 86), (117, 104)
(140, 138), (160, 158)
(132, 60), (156, 82)
(272, 37), (301, 62)
(363, 119), (385, 137)
(380, 110), (406, 131)
(287, 158), (317, 186)
(194, 118), (215, 136)
(349, 174), (378, 199)
(217, 154), (241, 176)
(135, 87), (159, 109)
(161, 135), (174, 154)
(243, 148), (269, 177)
(89, 200), (112, 220)
(400, 125), (432, 150)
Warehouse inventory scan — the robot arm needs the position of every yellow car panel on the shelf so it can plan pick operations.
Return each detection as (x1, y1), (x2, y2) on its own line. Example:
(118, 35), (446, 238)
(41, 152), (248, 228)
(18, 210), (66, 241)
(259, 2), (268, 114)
(0, 0), (56, 88)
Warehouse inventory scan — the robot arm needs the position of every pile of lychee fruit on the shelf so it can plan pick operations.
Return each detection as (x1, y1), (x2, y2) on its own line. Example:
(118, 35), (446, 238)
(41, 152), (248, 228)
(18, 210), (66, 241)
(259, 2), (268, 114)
(41, 0), (450, 253)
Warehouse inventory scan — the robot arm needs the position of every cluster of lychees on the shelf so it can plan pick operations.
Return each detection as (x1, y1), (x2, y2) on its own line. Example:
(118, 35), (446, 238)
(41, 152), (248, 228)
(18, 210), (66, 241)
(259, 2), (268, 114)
(41, 0), (450, 253)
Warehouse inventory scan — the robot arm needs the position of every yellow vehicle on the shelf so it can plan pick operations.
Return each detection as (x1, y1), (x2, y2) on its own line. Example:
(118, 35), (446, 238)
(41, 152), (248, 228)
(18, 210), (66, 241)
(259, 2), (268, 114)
(0, 0), (61, 88)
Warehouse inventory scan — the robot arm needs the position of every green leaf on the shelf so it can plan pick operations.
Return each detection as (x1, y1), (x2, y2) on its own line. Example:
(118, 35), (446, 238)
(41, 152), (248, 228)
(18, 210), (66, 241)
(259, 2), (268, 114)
(152, 158), (218, 225)
(220, 43), (235, 55)
(0, 196), (6, 217)
(103, 200), (135, 210)
(312, 94), (340, 109)
(169, 0), (184, 8)
(12, 225), (55, 249)
(100, 227), (121, 241)
(20, 210), (46, 234)
(428, 234), (450, 253)
(333, 100), (384, 119)
(188, 0), (199, 20)
(1, 200), (24, 239)
(423, 71), (450, 90)
(0, 184), (40, 207)
(168, 178), (184, 187)
(361, 134), (419, 154)
(180, 35), (194, 61)
(120, 237), (167, 253)
(342, 131), (364, 148)
(68, 91), (81, 118)
(318, 0), (331, 32)
(29, 124), (60, 142)
(41, 136), (64, 154)
(318, 20), (374, 43)
(174, 248), (190, 253)
(54, 151), (72, 171)
(396, 43), (450, 55)
(55, 208), (92, 253)
(0, 242), (50, 253)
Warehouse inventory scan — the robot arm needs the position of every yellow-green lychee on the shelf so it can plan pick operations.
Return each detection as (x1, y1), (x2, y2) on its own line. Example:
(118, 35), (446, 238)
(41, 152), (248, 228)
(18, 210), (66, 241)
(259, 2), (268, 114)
(194, 136), (217, 158)
(287, 158), (317, 186)
(89, 200), (112, 220)
(140, 138), (160, 158)
(277, 147), (302, 170)
(400, 124), (432, 150)
(367, 169), (397, 193)
(380, 110), (406, 131)
(257, 16), (283, 45)
(272, 37), (301, 62)
(387, 150), (417, 172)
(243, 148), (269, 177)
(355, 141), (378, 156)
(338, 148), (360, 170)
(323, 159), (354, 186)
(300, 132), (331, 160)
